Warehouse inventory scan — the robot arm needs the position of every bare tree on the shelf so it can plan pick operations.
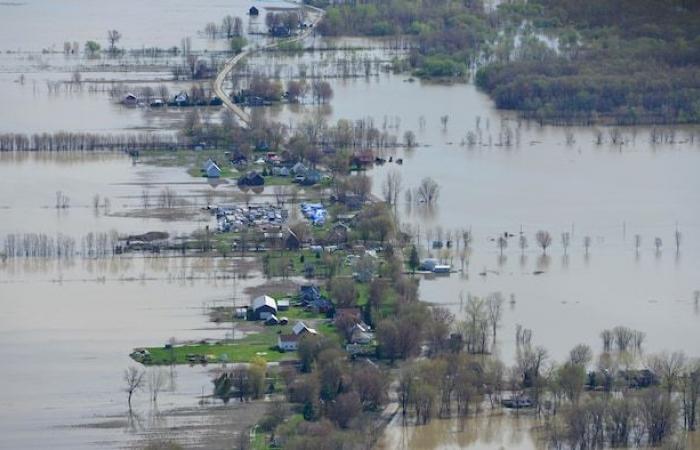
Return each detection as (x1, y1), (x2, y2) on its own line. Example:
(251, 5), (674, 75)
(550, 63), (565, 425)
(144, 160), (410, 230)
(655, 237), (663, 253)
(107, 29), (122, 53)
(536, 230), (552, 255)
(403, 130), (416, 147)
(148, 368), (168, 403)
(519, 235), (528, 255)
(675, 228), (682, 253)
(569, 343), (593, 367)
(124, 366), (145, 412)
(635, 234), (642, 255)
(497, 235), (507, 256)
(486, 293), (504, 343)
(561, 232), (570, 255)
(583, 235), (591, 256)
(382, 170), (403, 207)
(416, 177), (440, 205)
(648, 351), (687, 395)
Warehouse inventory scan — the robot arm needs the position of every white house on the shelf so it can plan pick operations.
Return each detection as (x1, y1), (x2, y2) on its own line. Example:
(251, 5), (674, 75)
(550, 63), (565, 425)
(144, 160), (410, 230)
(278, 334), (299, 351)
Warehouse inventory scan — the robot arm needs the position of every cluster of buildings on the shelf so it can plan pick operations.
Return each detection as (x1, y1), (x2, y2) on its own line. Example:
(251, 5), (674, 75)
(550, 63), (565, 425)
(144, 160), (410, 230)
(210, 203), (287, 233)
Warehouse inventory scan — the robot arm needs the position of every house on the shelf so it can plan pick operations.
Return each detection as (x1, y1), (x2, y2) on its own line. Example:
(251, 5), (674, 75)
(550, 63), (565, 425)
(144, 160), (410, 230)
(251, 295), (278, 320)
(292, 321), (318, 336)
(327, 222), (350, 245)
(249, 6), (259, 16)
(122, 93), (138, 106)
(278, 334), (299, 351)
(286, 228), (301, 250)
(300, 285), (321, 304)
(238, 171), (264, 187)
(350, 324), (372, 345)
(277, 299), (290, 311)
(205, 161), (221, 178)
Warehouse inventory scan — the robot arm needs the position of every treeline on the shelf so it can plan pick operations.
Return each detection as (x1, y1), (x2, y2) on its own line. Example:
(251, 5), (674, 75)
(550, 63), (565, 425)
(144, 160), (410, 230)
(1, 231), (121, 259)
(0, 132), (180, 152)
(310, 0), (492, 77)
(476, 0), (700, 124)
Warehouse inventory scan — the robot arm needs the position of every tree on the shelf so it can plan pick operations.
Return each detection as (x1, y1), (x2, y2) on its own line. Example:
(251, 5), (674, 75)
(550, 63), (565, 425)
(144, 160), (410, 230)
(328, 391), (362, 428)
(497, 235), (507, 255)
(148, 368), (168, 404)
(519, 235), (528, 255)
(416, 177), (440, 205)
(330, 278), (357, 308)
(648, 351), (687, 395)
(536, 230), (552, 254)
(486, 293), (504, 343)
(403, 130), (416, 147)
(583, 235), (591, 256)
(107, 30), (122, 53)
(569, 343), (593, 367)
(124, 366), (145, 412)
(561, 232), (570, 255)
(408, 245), (420, 274)
(382, 170), (402, 206)
(85, 40), (101, 57)
(258, 401), (286, 443)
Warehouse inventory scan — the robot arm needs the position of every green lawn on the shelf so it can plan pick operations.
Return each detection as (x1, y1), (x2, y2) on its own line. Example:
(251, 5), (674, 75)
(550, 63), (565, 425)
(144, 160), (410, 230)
(137, 325), (298, 365)
(135, 316), (340, 366)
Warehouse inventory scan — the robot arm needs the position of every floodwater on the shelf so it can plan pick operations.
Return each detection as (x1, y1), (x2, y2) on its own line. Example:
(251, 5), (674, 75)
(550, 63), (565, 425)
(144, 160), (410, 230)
(0, 0), (288, 52)
(1, 7), (699, 448)
(0, 255), (269, 449)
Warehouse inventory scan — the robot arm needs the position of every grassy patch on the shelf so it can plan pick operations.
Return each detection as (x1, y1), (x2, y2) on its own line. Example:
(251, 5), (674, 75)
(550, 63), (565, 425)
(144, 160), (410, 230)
(139, 325), (298, 365)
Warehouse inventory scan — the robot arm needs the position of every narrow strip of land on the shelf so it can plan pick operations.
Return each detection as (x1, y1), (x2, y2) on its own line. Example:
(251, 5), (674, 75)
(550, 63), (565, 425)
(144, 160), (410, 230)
(212, 4), (325, 128)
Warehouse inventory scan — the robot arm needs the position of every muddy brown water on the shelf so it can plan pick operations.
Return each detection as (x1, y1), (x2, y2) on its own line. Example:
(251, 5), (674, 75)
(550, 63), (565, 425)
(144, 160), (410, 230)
(0, 21), (699, 449)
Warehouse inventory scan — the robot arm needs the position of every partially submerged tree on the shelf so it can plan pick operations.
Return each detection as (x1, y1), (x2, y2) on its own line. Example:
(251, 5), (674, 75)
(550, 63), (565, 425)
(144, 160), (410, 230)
(124, 366), (145, 412)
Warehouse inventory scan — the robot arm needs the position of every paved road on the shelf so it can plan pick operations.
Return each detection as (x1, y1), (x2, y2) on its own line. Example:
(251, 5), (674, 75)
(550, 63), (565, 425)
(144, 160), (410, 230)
(212, 4), (325, 128)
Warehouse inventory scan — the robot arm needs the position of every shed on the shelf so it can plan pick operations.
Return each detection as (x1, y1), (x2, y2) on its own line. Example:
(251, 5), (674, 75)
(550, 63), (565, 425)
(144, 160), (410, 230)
(251, 295), (278, 320)
(292, 321), (317, 336)
(278, 334), (299, 351)
(277, 299), (290, 311)
(122, 93), (138, 106)
(205, 161), (221, 178)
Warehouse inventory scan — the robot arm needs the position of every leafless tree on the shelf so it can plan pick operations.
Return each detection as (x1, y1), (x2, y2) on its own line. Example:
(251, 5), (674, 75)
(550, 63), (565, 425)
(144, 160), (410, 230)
(583, 235), (591, 256)
(107, 29), (122, 53)
(124, 366), (145, 412)
(635, 234), (642, 254)
(569, 343), (593, 367)
(148, 368), (168, 403)
(486, 292), (504, 343)
(403, 130), (416, 147)
(536, 230), (552, 255)
(648, 351), (687, 395)
(675, 228), (682, 253)
(655, 237), (663, 253)
(497, 235), (507, 255)
(561, 232), (570, 255)
(382, 170), (403, 207)
(416, 177), (440, 205)
(440, 115), (449, 130)
(519, 235), (528, 255)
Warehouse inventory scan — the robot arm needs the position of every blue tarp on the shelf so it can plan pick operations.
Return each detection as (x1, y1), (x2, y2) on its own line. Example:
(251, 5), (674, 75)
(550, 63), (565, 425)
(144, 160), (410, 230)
(301, 203), (326, 226)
